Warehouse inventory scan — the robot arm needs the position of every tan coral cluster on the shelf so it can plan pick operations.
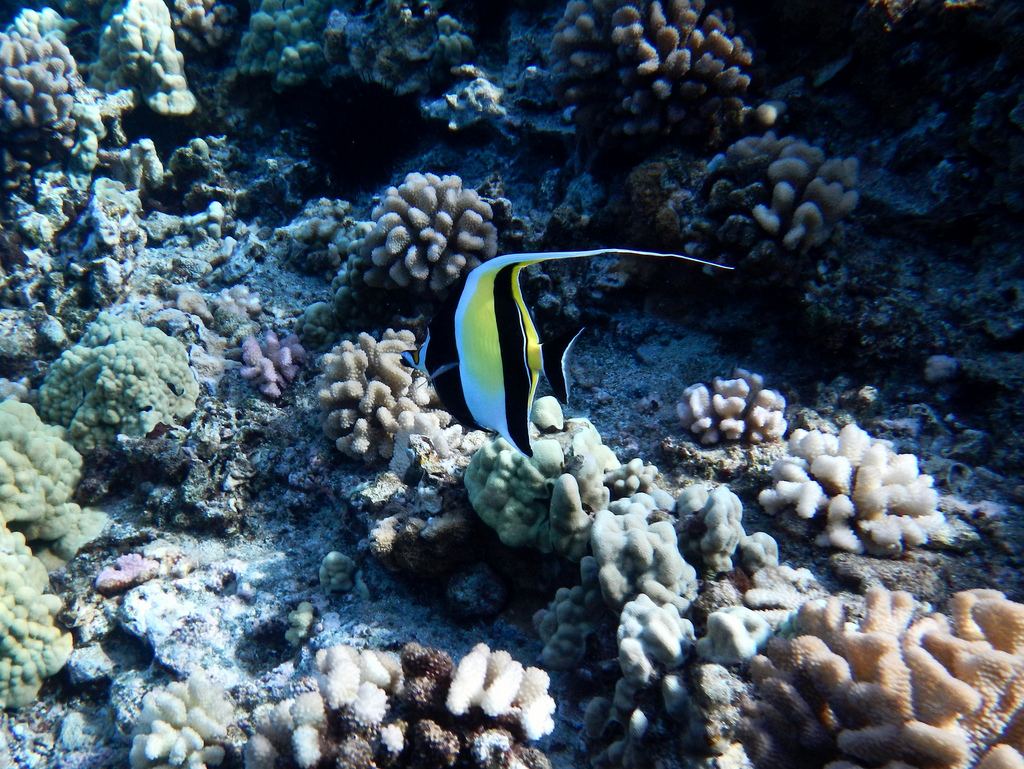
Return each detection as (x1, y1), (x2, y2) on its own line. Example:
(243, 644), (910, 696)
(0, 27), (80, 185)
(738, 587), (1024, 769)
(759, 424), (942, 556)
(171, 0), (237, 52)
(361, 172), (497, 296)
(318, 328), (459, 465)
(707, 131), (859, 254)
(676, 367), (787, 445)
(91, 0), (198, 115)
(551, 0), (756, 147)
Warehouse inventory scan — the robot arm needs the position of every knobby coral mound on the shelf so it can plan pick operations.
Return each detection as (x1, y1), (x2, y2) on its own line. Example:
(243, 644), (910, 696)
(0, 399), (107, 566)
(759, 423), (941, 556)
(361, 172), (498, 296)
(706, 131), (859, 255)
(236, 0), (328, 90)
(90, 0), (198, 115)
(324, 3), (475, 96)
(171, 0), (237, 52)
(551, 0), (756, 148)
(677, 367), (787, 445)
(738, 587), (1024, 769)
(0, 528), (73, 709)
(0, 26), (80, 186)
(318, 328), (462, 467)
(39, 312), (200, 451)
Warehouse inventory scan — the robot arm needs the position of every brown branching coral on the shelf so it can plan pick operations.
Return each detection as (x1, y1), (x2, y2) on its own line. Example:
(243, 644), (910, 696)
(550, 0), (756, 148)
(737, 587), (1024, 769)
(361, 172), (497, 296)
(318, 328), (461, 465)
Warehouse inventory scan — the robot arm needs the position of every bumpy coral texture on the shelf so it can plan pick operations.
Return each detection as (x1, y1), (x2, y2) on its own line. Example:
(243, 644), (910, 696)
(591, 492), (698, 613)
(759, 424), (942, 556)
(0, 400), (106, 564)
(318, 329), (455, 463)
(465, 397), (620, 562)
(324, 4), (475, 96)
(129, 671), (235, 768)
(675, 483), (777, 576)
(535, 555), (605, 670)
(0, 528), (72, 709)
(677, 367), (787, 445)
(236, 0), (328, 91)
(551, 0), (755, 147)
(707, 131), (859, 254)
(90, 0), (198, 115)
(0, 27), (80, 185)
(240, 332), (307, 400)
(244, 641), (553, 769)
(171, 0), (237, 52)
(738, 587), (1024, 769)
(80, 177), (148, 305)
(362, 172), (497, 295)
(38, 312), (200, 450)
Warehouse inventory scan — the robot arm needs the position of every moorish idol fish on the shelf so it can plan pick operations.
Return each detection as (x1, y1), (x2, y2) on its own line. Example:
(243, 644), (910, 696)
(401, 248), (732, 457)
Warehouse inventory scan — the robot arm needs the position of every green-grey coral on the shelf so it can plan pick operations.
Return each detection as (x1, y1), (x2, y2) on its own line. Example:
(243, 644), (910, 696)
(39, 312), (199, 450)
(0, 400), (107, 566)
(464, 397), (619, 561)
(0, 528), (73, 709)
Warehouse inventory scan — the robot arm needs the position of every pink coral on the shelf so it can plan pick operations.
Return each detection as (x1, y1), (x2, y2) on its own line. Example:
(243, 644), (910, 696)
(95, 553), (160, 595)
(240, 331), (307, 400)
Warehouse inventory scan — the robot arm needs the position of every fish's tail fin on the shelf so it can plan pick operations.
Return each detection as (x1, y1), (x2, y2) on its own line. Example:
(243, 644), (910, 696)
(541, 327), (584, 403)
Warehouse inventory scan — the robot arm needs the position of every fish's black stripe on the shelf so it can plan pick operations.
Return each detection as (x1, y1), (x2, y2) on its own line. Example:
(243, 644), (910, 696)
(424, 275), (479, 430)
(494, 264), (533, 455)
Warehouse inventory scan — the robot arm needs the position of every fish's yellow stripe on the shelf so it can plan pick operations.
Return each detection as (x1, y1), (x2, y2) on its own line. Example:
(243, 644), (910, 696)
(512, 264), (543, 412)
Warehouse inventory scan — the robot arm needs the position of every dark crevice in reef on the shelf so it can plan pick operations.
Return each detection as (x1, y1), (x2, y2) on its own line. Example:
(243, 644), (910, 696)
(275, 78), (428, 201)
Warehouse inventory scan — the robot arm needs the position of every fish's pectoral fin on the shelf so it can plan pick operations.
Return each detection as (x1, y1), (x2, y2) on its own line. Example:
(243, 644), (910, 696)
(428, 361), (459, 383)
(540, 326), (584, 404)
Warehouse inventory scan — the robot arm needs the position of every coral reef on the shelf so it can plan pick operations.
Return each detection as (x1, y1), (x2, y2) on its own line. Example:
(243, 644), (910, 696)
(550, 0), (757, 148)
(0, 399), (107, 565)
(759, 424), (942, 556)
(79, 177), (147, 305)
(677, 368), (787, 445)
(0, 528), (72, 708)
(244, 641), (553, 768)
(324, 5), (476, 95)
(39, 312), (200, 450)
(128, 670), (235, 769)
(318, 328), (461, 466)
(236, 0), (328, 91)
(171, 0), (237, 52)
(465, 397), (619, 561)
(90, 0), (198, 115)
(239, 331), (307, 401)
(361, 172), (498, 296)
(738, 587), (1024, 769)
(706, 131), (859, 254)
(0, 25), (81, 188)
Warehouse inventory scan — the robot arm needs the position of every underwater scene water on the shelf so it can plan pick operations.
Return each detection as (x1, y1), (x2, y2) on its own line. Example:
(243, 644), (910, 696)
(1, 0), (1023, 766)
